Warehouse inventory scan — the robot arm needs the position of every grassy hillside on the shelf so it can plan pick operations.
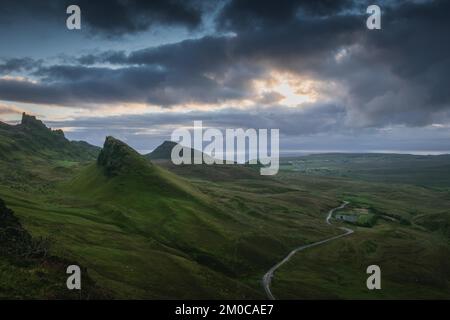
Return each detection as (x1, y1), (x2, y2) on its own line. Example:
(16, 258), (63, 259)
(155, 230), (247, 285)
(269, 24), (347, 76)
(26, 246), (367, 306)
(0, 113), (99, 162)
(1, 117), (450, 299)
(0, 114), (99, 191)
(146, 140), (178, 160)
(265, 161), (450, 299)
(146, 140), (264, 181)
(0, 198), (109, 299)
(272, 221), (450, 299)
(281, 153), (450, 188)
(145, 140), (215, 164)
(0, 131), (342, 298)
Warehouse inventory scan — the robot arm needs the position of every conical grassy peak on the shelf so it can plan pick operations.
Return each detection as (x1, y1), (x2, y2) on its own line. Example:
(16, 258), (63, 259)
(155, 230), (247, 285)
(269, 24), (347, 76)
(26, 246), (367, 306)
(97, 136), (150, 177)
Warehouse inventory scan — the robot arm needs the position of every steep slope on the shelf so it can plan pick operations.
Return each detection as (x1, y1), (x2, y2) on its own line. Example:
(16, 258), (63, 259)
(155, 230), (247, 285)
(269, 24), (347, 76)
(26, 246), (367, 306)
(1, 129), (449, 298)
(1, 132), (319, 299)
(0, 198), (109, 299)
(147, 140), (264, 181)
(0, 133), (354, 299)
(0, 113), (99, 162)
(67, 136), (207, 203)
(0, 113), (100, 188)
(145, 140), (214, 163)
(146, 140), (178, 160)
(59, 136), (267, 298)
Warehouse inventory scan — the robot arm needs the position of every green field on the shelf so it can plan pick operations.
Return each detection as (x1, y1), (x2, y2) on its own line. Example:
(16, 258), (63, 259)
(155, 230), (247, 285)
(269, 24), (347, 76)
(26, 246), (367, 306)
(0, 115), (449, 299)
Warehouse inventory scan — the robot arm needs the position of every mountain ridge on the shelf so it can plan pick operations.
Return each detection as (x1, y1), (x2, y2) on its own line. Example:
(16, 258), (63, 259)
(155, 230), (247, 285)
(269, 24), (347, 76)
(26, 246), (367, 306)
(0, 113), (99, 162)
(98, 136), (152, 177)
(145, 140), (214, 163)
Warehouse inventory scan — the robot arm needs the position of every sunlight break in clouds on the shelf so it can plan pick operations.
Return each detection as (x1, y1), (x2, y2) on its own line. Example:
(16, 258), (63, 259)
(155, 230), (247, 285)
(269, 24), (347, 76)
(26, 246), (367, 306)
(253, 72), (321, 108)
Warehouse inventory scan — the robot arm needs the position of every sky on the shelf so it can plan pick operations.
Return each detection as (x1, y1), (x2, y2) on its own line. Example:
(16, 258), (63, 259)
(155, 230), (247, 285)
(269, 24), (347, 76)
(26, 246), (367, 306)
(0, 0), (450, 155)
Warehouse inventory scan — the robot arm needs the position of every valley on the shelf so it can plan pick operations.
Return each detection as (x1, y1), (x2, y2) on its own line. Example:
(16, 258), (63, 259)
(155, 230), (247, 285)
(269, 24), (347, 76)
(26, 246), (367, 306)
(0, 114), (449, 299)
(263, 201), (353, 300)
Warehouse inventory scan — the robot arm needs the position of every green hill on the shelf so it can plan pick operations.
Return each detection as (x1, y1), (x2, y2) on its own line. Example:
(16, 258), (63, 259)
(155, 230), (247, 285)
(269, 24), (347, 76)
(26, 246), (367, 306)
(0, 198), (109, 299)
(0, 133), (338, 298)
(53, 136), (276, 298)
(65, 136), (208, 204)
(146, 140), (178, 160)
(147, 140), (264, 181)
(0, 113), (99, 162)
(145, 140), (215, 163)
(1, 115), (449, 299)
(0, 113), (100, 189)
(1, 117), (321, 299)
(281, 153), (450, 187)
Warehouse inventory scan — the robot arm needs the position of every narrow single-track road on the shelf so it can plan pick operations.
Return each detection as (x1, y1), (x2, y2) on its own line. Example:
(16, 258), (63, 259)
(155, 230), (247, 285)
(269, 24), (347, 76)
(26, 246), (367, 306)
(262, 201), (352, 300)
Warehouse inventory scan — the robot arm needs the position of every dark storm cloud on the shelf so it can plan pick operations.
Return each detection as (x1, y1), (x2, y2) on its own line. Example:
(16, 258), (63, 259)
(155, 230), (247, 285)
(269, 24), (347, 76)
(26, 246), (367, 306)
(71, 0), (205, 36)
(214, 0), (450, 128)
(77, 51), (128, 66)
(45, 105), (450, 154)
(327, 0), (450, 127)
(26, 14), (359, 107)
(0, 0), (449, 132)
(0, 0), (371, 108)
(374, 0), (450, 100)
(0, 0), (206, 36)
(77, 36), (233, 72)
(0, 34), (263, 106)
(48, 103), (347, 137)
(0, 58), (41, 74)
(78, 10), (363, 72)
(217, 0), (356, 31)
(0, 59), (247, 106)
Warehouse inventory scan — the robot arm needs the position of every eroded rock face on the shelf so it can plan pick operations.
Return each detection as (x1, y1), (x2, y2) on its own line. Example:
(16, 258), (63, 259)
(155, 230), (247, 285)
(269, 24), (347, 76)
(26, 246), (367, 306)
(0, 114), (100, 163)
(20, 112), (66, 139)
(0, 198), (20, 228)
(20, 113), (48, 130)
(146, 140), (178, 160)
(0, 199), (111, 299)
(0, 198), (33, 256)
(97, 136), (147, 177)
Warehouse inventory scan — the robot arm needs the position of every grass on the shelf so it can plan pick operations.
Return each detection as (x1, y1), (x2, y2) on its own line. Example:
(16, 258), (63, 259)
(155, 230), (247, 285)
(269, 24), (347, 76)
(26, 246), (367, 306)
(2, 154), (450, 298)
(271, 222), (450, 299)
(1, 118), (450, 299)
(263, 163), (450, 299)
(281, 153), (450, 188)
(0, 137), (342, 298)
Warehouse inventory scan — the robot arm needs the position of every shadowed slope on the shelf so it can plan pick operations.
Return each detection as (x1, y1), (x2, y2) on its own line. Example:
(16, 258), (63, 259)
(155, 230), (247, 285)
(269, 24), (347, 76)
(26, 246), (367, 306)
(0, 113), (99, 162)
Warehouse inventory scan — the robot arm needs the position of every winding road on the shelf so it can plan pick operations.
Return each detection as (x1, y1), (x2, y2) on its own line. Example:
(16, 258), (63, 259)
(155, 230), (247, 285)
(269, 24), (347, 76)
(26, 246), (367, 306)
(262, 201), (353, 300)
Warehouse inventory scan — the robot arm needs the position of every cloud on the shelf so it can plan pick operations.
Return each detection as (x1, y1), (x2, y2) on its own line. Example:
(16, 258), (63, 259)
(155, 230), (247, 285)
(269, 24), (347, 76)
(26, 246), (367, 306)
(0, 0), (449, 135)
(0, 0), (206, 37)
(0, 104), (23, 115)
(46, 104), (450, 154)
(47, 103), (347, 137)
(0, 58), (249, 106)
(217, 0), (356, 31)
(0, 58), (42, 74)
(72, 0), (205, 36)
(0, 20), (356, 107)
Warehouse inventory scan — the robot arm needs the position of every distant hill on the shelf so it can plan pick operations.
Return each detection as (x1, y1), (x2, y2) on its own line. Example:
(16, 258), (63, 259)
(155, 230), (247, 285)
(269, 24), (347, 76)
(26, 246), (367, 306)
(60, 136), (268, 298)
(67, 136), (205, 201)
(0, 113), (101, 188)
(145, 140), (214, 163)
(146, 140), (265, 181)
(281, 153), (450, 187)
(0, 130), (270, 299)
(0, 113), (99, 162)
(2, 121), (450, 299)
(146, 140), (178, 160)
